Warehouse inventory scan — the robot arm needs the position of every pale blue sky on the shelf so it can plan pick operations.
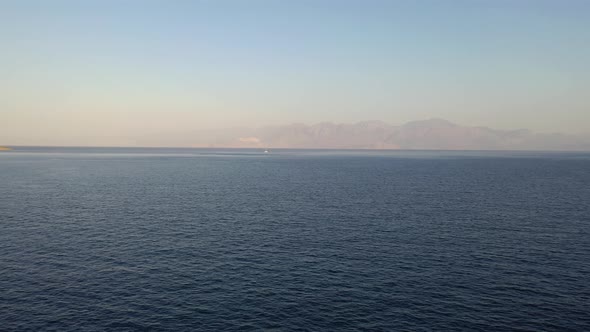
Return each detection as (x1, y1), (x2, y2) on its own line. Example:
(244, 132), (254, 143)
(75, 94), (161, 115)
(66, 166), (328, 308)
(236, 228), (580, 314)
(1, 0), (589, 145)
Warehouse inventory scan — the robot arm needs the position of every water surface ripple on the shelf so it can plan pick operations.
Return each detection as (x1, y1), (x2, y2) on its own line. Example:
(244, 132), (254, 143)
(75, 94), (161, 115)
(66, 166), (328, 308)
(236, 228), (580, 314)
(1, 149), (589, 331)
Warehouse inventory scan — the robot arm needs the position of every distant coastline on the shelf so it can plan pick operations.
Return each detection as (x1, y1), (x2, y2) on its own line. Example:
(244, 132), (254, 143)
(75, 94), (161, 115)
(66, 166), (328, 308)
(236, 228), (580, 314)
(134, 119), (590, 151)
(3, 119), (590, 151)
(0, 146), (12, 151)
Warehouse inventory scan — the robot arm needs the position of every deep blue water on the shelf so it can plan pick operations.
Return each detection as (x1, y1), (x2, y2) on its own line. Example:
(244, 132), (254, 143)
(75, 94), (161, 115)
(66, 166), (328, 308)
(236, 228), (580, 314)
(1, 148), (589, 331)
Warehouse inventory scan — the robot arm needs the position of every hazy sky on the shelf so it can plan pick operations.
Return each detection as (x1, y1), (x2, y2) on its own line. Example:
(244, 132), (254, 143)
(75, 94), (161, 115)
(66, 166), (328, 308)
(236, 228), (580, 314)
(1, 0), (589, 146)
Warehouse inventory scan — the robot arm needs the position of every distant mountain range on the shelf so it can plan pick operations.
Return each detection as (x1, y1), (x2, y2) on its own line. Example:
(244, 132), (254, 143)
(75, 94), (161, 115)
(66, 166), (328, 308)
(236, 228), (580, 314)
(140, 119), (590, 151)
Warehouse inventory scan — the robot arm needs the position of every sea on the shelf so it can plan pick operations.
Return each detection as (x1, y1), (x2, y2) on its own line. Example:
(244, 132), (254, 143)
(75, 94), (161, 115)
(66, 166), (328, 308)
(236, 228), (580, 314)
(1, 147), (589, 331)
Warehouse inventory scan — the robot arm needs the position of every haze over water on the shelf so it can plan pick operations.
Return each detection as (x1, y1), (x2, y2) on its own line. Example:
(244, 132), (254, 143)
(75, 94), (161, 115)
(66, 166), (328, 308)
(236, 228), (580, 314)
(1, 148), (589, 331)
(2, 0), (590, 146)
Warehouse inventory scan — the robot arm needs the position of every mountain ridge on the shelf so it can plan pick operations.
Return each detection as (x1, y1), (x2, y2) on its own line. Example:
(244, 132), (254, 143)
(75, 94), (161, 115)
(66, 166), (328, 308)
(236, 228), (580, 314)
(129, 119), (590, 151)
(183, 119), (588, 151)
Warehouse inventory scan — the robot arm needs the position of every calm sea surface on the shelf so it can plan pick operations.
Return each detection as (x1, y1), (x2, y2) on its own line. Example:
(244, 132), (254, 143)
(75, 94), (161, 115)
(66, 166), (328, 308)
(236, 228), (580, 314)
(1, 147), (589, 331)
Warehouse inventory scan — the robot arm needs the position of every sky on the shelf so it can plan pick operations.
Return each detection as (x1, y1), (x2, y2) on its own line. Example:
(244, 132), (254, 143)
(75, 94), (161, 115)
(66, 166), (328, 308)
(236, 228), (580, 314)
(1, 0), (589, 146)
